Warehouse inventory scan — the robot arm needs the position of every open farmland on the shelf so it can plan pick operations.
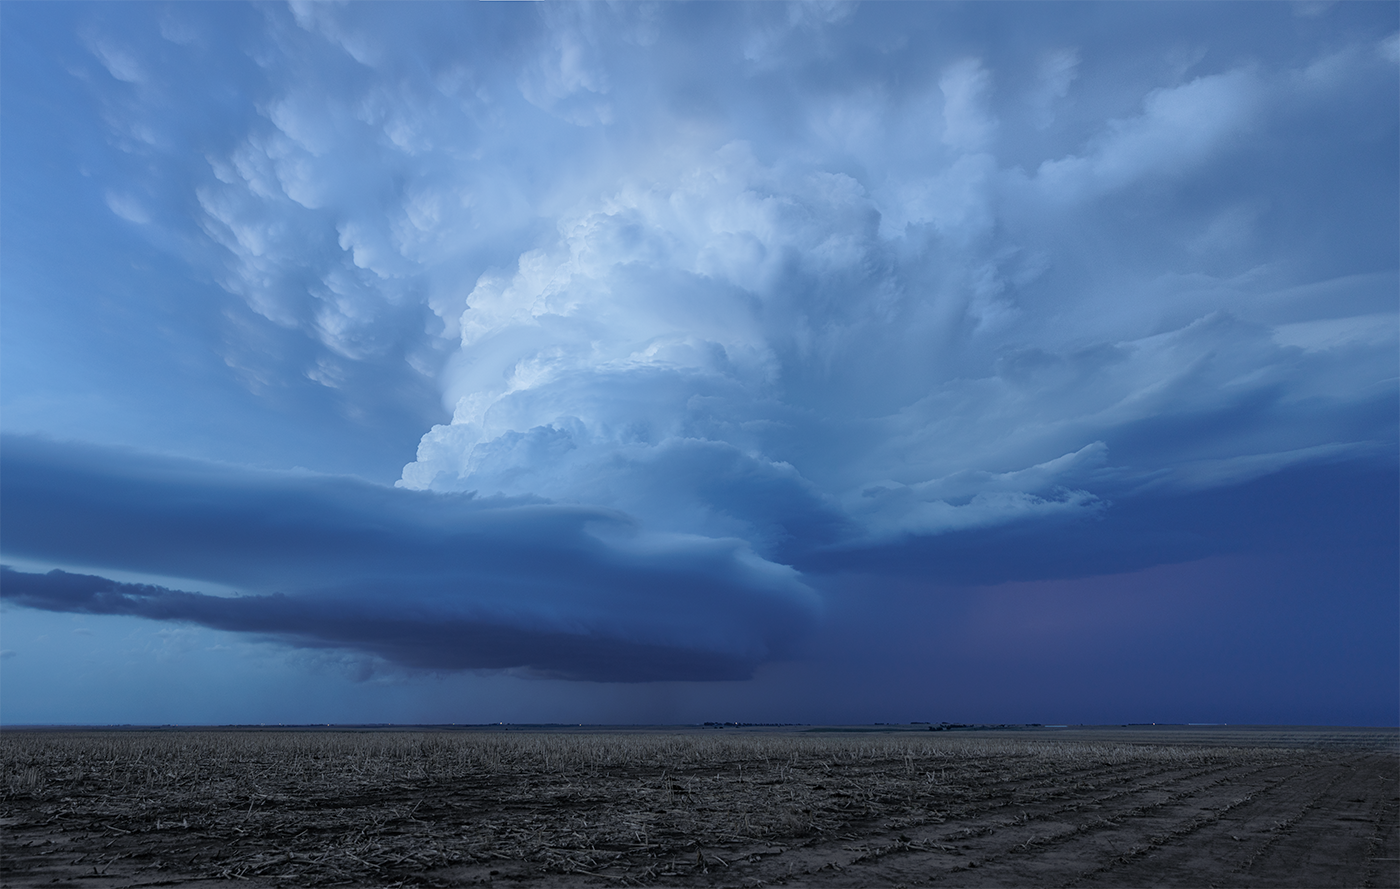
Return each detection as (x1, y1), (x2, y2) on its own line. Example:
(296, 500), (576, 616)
(2, 727), (1396, 888)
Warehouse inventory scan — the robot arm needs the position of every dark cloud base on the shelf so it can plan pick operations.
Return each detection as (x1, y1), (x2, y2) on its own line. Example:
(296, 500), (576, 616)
(0, 435), (816, 683)
(0, 567), (755, 682)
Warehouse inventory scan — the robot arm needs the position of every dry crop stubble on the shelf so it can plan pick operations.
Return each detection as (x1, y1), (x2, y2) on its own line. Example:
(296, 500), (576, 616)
(0, 728), (1395, 887)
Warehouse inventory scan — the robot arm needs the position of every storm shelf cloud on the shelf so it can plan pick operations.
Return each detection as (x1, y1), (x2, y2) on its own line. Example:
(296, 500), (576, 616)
(0, 1), (1395, 723)
(0, 437), (818, 682)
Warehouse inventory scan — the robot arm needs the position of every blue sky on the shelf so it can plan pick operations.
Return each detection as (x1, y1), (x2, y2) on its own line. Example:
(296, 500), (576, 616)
(2, 1), (1396, 726)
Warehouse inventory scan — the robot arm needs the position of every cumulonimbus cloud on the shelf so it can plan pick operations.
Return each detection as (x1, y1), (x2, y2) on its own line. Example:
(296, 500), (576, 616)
(79, 5), (1396, 543)
(6, 3), (1394, 681)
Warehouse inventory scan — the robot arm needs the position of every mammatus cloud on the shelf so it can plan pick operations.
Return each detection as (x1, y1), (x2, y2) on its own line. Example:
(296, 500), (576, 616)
(5, 4), (1394, 680)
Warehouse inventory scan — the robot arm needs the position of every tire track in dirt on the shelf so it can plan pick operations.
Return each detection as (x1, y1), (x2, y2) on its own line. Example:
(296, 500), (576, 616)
(717, 755), (1291, 885)
(1358, 760), (1400, 889)
(10, 755), (1273, 886)
(1061, 752), (1400, 889)
(1184, 752), (1393, 889)
(1060, 762), (1328, 888)
(5, 732), (1394, 888)
(369, 753), (1264, 884)
(689, 758), (1238, 868)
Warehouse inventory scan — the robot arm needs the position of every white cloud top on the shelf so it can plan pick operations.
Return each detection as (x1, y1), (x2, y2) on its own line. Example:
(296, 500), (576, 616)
(55, 2), (1400, 560)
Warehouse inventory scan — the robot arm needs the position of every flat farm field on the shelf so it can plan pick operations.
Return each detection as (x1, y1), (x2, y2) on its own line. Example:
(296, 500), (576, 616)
(2, 726), (1396, 888)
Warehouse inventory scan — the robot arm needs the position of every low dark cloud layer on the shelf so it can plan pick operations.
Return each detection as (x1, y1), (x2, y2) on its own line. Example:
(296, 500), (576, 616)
(0, 567), (759, 682)
(0, 435), (817, 681)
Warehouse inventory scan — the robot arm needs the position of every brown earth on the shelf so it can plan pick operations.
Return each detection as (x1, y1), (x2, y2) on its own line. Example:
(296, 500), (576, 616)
(1, 727), (1395, 888)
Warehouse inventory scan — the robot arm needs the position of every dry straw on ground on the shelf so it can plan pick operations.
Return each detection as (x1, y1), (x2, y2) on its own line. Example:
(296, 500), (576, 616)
(2, 728), (1396, 887)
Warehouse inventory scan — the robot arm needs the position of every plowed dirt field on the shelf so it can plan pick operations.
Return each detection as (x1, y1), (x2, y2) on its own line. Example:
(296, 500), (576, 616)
(2, 727), (1395, 888)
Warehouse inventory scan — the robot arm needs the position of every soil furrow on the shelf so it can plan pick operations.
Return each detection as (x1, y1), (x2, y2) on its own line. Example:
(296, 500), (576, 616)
(3, 729), (1394, 888)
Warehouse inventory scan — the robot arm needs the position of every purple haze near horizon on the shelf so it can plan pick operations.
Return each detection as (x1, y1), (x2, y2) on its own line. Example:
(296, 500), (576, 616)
(1, 1), (1396, 726)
